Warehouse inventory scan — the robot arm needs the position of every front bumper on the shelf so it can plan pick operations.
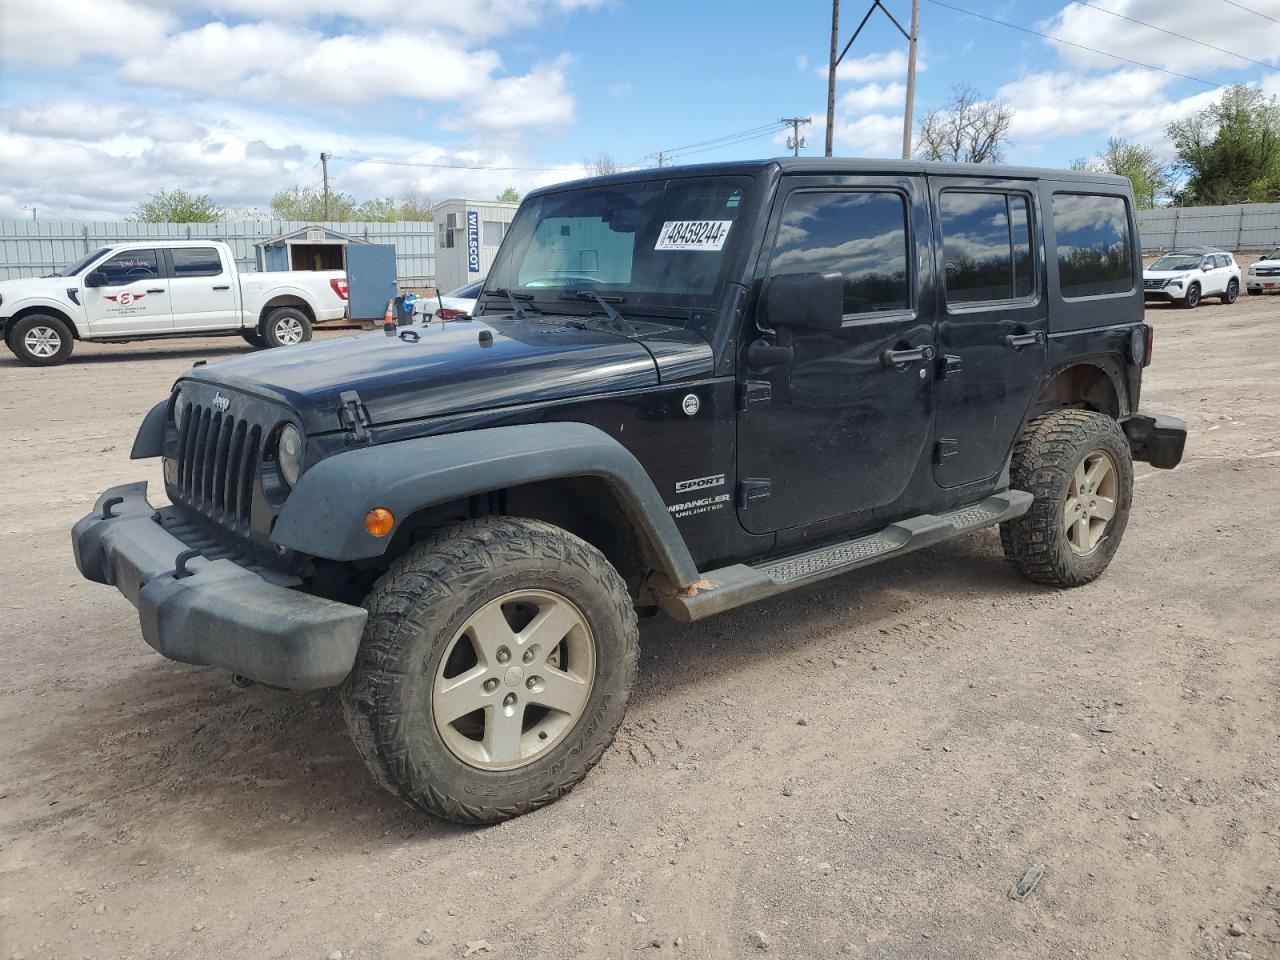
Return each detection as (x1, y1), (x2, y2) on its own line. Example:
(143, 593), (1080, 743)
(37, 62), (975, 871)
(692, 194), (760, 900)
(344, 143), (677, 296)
(1121, 413), (1187, 470)
(71, 482), (367, 689)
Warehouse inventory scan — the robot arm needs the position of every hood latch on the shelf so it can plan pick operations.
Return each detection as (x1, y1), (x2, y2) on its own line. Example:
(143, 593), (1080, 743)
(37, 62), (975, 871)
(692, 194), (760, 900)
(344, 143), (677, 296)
(337, 390), (371, 446)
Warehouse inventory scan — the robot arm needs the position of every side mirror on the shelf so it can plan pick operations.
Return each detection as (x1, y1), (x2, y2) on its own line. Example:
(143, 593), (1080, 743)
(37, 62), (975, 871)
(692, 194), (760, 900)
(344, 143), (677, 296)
(84, 270), (106, 288)
(763, 272), (844, 332)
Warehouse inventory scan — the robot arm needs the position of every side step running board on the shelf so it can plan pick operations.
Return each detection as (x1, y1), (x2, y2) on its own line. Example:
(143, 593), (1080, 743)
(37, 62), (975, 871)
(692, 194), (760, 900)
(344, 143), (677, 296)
(660, 490), (1033, 622)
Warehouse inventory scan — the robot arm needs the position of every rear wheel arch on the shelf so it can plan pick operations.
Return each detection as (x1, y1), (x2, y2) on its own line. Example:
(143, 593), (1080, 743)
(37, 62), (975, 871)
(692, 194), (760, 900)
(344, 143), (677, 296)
(258, 295), (316, 329)
(1030, 362), (1122, 420)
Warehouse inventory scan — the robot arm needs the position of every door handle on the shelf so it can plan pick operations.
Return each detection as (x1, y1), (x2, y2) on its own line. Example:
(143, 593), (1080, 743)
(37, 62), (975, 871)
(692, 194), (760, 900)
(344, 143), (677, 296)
(1005, 331), (1046, 351)
(881, 344), (935, 368)
(146, 288), (165, 293)
(212, 284), (231, 290)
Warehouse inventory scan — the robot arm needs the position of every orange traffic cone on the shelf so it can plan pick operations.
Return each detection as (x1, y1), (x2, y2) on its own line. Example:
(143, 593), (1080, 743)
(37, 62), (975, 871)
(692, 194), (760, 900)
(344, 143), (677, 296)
(383, 298), (396, 334)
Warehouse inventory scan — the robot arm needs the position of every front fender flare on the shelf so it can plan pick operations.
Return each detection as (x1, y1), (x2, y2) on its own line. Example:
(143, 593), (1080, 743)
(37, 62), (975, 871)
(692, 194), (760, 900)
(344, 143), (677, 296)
(271, 423), (701, 588)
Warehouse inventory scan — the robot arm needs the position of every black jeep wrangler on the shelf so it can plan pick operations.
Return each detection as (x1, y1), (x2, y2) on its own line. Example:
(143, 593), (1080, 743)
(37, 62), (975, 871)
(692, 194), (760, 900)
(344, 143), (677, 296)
(73, 159), (1186, 823)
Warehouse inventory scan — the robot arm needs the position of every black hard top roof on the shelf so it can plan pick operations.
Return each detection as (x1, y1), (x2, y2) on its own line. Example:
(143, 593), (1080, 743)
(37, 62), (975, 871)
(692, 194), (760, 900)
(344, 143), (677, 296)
(526, 156), (1132, 200)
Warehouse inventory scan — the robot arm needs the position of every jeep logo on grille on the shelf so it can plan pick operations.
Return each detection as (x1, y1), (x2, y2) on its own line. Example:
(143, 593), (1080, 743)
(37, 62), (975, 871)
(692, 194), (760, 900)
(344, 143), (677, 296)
(211, 393), (231, 412)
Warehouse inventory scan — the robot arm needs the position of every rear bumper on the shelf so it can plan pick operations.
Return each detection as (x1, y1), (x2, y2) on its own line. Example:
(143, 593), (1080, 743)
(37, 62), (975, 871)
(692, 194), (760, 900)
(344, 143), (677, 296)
(71, 482), (367, 689)
(1121, 412), (1187, 469)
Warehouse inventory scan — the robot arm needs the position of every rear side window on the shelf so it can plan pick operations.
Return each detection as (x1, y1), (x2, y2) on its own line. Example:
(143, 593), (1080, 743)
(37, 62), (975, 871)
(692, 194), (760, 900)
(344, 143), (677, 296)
(768, 190), (911, 316)
(171, 247), (224, 278)
(940, 191), (1035, 304)
(1052, 193), (1133, 298)
(97, 249), (160, 286)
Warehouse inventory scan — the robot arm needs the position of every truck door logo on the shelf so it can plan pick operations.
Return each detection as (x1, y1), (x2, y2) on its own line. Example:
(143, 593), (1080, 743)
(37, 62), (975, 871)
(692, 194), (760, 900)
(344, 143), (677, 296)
(105, 291), (146, 306)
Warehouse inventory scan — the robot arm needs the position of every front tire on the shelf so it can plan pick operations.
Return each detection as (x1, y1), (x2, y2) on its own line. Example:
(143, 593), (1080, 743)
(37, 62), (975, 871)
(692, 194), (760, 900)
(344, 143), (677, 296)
(9, 314), (74, 366)
(1000, 410), (1133, 588)
(261, 307), (312, 348)
(1222, 279), (1239, 304)
(1181, 283), (1201, 309)
(342, 517), (639, 824)
(240, 329), (265, 348)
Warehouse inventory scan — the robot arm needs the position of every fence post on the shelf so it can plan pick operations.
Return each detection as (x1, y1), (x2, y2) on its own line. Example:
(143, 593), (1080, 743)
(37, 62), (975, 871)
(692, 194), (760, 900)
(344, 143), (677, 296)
(1172, 206), (1181, 248)
(1237, 205), (1246, 251)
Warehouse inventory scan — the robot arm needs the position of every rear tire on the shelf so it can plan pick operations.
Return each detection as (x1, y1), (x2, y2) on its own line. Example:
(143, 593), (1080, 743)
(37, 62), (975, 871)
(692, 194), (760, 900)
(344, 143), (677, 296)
(342, 517), (638, 824)
(1181, 283), (1201, 308)
(240, 329), (265, 348)
(1222, 279), (1239, 304)
(261, 307), (311, 348)
(9, 314), (74, 366)
(1000, 410), (1133, 588)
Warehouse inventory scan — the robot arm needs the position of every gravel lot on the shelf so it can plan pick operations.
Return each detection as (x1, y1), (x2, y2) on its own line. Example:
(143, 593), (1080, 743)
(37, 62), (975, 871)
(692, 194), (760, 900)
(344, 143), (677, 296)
(2, 296), (1278, 960)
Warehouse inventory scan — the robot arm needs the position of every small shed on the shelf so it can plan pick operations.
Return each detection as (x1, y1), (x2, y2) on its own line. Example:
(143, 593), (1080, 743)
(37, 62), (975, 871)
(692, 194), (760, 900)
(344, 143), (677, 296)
(432, 199), (519, 294)
(255, 224), (367, 272)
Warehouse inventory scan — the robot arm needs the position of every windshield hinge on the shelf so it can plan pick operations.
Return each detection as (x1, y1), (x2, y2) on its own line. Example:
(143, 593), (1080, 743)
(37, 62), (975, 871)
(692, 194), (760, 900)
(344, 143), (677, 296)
(337, 390), (371, 446)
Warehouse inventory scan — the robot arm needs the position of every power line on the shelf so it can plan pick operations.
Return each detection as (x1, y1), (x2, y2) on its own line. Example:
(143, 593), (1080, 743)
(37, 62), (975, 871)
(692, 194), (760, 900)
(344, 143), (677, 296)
(1071, 0), (1277, 72)
(666, 127), (790, 160)
(329, 155), (570, 172)
(1219, 0), (1280, 24)
(924, 0), (1224, 88)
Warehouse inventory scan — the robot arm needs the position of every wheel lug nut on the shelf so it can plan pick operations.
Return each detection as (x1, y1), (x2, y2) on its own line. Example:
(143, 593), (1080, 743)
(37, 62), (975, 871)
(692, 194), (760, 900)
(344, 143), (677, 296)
(503, 693), (517, 707)
(496, 647), (511, 664)
(526, 676), (538, 690)
(483, 678), (498, 693)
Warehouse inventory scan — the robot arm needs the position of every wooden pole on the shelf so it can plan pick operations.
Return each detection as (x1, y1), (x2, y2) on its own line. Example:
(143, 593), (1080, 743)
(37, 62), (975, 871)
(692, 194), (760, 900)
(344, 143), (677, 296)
(901, 0), (920, 160)
(826, 0), (840, 157)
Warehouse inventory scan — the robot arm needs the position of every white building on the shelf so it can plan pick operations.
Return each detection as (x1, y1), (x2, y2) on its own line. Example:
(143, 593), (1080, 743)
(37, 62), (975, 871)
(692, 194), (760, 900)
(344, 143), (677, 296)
(432, 198), (519, 294)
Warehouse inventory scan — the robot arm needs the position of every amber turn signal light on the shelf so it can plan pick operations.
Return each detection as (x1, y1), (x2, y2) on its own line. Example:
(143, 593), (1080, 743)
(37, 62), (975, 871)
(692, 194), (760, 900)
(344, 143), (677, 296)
(364, 507), (395, 537)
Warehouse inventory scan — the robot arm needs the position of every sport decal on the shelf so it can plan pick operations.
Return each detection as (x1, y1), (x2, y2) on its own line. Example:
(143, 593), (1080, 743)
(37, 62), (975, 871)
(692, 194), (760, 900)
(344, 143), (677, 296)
(654, 220), (733, 251)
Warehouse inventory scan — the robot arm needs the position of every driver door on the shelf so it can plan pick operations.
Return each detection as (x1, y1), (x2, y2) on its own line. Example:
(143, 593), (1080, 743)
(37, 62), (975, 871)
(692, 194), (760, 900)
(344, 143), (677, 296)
(82, 248), (174, 337)
(735, 175), (935, 535)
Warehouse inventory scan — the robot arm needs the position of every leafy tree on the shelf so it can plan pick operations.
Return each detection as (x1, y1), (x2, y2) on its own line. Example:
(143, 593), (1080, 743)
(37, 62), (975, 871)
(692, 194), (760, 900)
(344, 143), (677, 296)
(353, 193), (434, 221)
(270, 184), (357, 221)
(915, 84), (1013, 164)
(135, 189), (221, 223)
(1072, 137), (1170, 208)
(497, 186), (521, 203)
(1167, 84), (1280, 205)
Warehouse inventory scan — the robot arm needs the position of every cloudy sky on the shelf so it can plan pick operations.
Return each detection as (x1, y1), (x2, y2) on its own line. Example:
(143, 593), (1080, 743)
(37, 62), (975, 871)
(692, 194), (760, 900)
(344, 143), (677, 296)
(1, 0), (1278, 220)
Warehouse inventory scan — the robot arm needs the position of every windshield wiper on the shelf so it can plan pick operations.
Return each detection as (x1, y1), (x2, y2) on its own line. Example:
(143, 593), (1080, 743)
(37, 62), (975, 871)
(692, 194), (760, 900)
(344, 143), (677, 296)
(559, 290), (636, 336)
(482, 287), (541, 320)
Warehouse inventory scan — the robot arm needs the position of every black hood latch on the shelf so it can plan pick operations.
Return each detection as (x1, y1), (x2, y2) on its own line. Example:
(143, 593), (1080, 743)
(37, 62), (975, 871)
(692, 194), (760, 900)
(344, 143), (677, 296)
(337, 390), (372, 446)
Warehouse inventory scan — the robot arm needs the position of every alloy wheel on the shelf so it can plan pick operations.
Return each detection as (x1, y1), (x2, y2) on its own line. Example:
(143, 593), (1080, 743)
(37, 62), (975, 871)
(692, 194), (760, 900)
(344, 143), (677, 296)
(1063, 450), (1118, 556)
(274, 316), (305, 345)
(24, 325), (62, 358)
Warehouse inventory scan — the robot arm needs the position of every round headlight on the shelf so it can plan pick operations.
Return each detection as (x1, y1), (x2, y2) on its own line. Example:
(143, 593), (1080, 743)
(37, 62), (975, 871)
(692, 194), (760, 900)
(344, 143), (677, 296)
(172, 389), (186, 430)
(278, 424), (304, 487)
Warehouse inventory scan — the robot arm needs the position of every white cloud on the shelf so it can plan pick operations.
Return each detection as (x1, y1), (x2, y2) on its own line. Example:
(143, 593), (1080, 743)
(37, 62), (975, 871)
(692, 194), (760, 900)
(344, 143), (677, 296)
(840, 82), (907, 114)
(1043, 0), (1280, 74)
(834, 112), (904, 159)
(199, 0), (605, 35)
(821, 50), (925, 82)
(446, 56), (577, 130)
(0, 0), (175, 66)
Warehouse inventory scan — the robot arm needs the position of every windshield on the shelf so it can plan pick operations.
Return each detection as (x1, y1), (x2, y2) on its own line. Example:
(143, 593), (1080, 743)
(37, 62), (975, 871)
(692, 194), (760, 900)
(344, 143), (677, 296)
(484, 175), (754, 310)
(446, 279), (484, 298)
(53, 248), (111, 278)
(1267, 248), (1280, 262)
(1149, 254), (1201, 272)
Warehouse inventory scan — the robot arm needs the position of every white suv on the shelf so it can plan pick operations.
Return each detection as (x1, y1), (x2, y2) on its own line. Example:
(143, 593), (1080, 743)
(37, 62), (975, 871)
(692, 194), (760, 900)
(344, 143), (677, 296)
(1143, 248), (1241, 308)
(1245, 247), (1280, 296)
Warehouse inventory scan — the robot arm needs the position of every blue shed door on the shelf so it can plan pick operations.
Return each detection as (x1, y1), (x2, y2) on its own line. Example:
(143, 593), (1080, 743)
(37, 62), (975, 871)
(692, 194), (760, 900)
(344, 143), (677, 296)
(345, 243), (397, 320)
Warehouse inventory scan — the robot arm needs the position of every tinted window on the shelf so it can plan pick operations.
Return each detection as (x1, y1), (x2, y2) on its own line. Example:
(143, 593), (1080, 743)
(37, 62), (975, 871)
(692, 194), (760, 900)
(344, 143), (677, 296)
(61, 248), (111, 277)
(1052, 194), (1133, 298)
(97, 249), (160, 286)
(171, 246), (223, 277)
(1217, 254), (1232, 268)
(769, 190), (910, 315)
(940, 192), (1035, 304)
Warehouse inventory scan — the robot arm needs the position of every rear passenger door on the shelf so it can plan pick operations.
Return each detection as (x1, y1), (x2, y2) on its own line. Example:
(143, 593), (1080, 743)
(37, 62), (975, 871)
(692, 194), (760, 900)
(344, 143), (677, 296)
(930, 179), (1047, 488)
(166, 246), (239, 331)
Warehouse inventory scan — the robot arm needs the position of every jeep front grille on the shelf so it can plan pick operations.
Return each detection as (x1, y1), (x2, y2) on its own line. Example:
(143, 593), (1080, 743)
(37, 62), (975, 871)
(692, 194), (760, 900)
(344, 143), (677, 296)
(174, 404), (263, 528)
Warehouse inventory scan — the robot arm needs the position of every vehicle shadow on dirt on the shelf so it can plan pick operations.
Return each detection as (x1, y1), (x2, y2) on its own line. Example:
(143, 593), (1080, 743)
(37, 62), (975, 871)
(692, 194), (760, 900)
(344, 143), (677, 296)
(23, 530), (1048, 852)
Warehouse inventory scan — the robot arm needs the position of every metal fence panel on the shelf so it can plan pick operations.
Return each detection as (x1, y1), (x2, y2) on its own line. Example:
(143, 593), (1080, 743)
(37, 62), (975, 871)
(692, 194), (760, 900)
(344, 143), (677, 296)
(1136, 203), (1280, 252)
(0, 220), (437, 283)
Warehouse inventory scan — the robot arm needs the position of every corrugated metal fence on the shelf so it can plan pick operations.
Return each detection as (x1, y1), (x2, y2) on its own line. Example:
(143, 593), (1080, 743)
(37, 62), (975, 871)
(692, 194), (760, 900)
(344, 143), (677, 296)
(0, 220), (437, 285)
(1136, 203), (1280, 252)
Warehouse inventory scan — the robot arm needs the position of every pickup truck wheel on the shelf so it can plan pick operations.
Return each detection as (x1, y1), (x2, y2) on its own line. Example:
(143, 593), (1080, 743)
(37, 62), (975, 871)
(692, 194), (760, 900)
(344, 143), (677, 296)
(262, 307), (311, 348)
(342, 517), (639, 824)
(240, 329), (265, 348)
(999, 410), (1133, 588)
(10, 314), (74, 366)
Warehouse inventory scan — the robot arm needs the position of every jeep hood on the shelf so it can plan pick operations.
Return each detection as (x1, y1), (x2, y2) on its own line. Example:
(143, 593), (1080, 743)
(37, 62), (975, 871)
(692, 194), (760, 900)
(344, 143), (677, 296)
(180, 317), (711, 433)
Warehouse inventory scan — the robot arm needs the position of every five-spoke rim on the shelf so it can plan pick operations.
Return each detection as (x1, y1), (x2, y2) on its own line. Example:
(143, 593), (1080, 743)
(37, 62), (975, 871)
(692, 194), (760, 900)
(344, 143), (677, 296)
(24, 325), (61, 358)
(274, 316), (304, 344)
(432, 589), (595, 771)
(1064, 450), (1118, 556)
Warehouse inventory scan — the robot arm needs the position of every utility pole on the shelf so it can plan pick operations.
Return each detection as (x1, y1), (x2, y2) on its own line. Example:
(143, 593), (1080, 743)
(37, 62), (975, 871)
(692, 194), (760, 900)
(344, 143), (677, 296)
(825, 0), (840, 157)
(320, 152), (330, 221)
(647, 151), (667, 167)
(901, 0), (920, 160)
(780, 116), (812, 157)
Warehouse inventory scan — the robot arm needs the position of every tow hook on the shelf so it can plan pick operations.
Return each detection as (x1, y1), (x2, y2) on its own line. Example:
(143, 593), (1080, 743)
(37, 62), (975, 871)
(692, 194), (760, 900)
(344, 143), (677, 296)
(231, 674), (255, 689)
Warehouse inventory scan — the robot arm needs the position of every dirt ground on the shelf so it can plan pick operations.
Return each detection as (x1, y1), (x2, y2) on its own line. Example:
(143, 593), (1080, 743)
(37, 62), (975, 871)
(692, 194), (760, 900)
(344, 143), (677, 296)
(1, 295), (1278, 960)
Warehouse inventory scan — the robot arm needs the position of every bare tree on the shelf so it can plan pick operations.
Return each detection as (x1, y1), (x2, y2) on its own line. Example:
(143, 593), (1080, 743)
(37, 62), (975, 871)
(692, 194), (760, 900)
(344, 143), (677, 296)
(584, 152), (619, 176)
(915, 84), (1013, 164)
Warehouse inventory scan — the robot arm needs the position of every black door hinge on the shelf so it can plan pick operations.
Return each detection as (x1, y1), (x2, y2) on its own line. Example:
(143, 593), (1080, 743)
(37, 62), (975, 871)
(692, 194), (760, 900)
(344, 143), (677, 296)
(338, 390), (371, 446)
(737, 478), (772, 507)
(738, 380), (772, 412)
(934, 439), (960, 464)
(940, 354), (963, 379)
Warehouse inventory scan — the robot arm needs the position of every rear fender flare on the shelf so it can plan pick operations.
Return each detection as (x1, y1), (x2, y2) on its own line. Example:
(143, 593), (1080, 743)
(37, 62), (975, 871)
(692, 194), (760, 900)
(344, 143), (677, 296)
(270, 422), (701, 588)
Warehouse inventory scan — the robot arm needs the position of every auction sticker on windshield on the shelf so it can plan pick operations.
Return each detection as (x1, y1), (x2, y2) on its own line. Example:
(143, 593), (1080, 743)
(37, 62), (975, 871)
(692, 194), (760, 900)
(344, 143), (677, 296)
(655, 220), (733, 251)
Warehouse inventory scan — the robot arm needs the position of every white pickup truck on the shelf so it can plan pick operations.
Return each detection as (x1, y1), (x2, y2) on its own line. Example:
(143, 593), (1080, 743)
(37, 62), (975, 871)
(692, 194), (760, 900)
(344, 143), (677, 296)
(0, 240), (348, 366)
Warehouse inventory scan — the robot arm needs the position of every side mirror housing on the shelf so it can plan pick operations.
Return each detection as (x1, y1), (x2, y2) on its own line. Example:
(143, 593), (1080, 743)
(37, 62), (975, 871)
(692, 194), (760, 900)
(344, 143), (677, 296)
(763, 272), (844, 332)
(84, 270), (106, 288)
